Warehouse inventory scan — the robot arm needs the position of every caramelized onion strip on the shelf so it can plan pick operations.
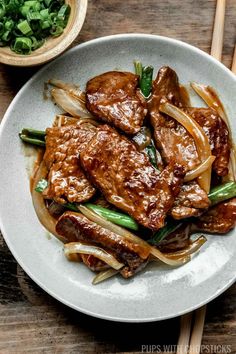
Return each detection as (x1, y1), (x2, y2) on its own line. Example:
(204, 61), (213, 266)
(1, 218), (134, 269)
(184, 156), (216, 182)
(31, 161), (65, 241)
(162, 236), (207, 259)
(191, 82), (236, 181)
(48, 79), (86, 103)
(64, 242), (124, 270)
(51, 88), (93, 118)
(92, 269), (119, 285)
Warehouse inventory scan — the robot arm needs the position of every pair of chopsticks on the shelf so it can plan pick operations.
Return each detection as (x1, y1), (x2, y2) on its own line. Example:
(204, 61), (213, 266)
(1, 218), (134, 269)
(211, 0), (236, 73)
(177, 1), (236, 353)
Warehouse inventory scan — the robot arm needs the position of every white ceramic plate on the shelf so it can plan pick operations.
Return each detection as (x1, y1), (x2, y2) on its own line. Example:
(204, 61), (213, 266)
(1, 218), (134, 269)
(0, 34), (235, 322)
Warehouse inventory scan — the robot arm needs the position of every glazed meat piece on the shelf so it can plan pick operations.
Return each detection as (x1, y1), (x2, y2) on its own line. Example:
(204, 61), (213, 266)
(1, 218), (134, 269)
(193, 198), (236, 234)
(148, 66), (210, 219)
(185, 107), (230, 176)
(148, 66), (200, 171)
(43, 122), (97, 204)
(80, 124), (184, 230)
(86, 71), (147, 134)
(56, 212), (149, 278)
(171, 181), (210, 219)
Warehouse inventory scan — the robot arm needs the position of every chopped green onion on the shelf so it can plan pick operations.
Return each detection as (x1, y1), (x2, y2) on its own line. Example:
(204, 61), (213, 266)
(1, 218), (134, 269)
(145, 142), (158, 169)
(17, 20), (32, 35)
(57, 4), (70, 20)
(35, 178), (48, 193)
(27, 12), (42, 22)
(13, 37), (32, 54)
(0, 0), (70, 54)
(140, 66), (154, 98)
(40, 8), (49, 19)
(2, 30), (11, 41)
(4, 20), (14, 31)
(134, 61), (154, 98)
(41, 20), (50, 29)
(0, 4), (6, 20)
(134, 60), (142, 77)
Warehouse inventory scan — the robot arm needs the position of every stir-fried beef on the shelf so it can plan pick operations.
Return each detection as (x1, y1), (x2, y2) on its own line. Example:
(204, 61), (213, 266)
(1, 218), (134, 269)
(185, 107), (230, 176)
(148, 66), (200, 171)
(148, 66), (210, 219)
(171, 181), (210, 219)
(86, 71), (147, 134)
(80, 124), (184, 230)
(43, 122), (97, 204)
(56, 212), (149, 277)
(193, 198), (236, 234)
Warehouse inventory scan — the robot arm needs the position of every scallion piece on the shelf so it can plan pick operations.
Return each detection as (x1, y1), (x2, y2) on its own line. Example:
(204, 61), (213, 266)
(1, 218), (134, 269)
(35, 178), (48, 193)
(19, 133), (46, 146)
(17, 20), (32, 35)
(140, 66), (154, 98)
(57, 4), (70, 20)
(85, 203), (139, 231)
(208, 181), (236, 205)
(145, 142), (158, 169)
(134, 60), (142, 77)
(134, 61), (154, 98)
(21, 128), (46, 138)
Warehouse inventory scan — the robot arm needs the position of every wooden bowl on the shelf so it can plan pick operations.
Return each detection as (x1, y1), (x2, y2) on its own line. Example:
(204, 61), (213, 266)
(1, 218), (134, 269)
(0, 0), (88, 67)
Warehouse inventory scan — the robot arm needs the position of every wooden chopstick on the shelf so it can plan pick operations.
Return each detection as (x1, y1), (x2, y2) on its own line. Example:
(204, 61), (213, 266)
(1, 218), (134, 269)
(211, 0), (226, 61)
(188, 306), (207, 354)
(177, 312), (193, 354)
(177, 1), (227, 352)
(231, 45), (236, 74)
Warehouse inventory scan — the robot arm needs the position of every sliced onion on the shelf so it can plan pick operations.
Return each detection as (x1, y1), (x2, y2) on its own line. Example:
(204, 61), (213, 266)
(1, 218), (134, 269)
(191, 82), (236, 182)
(150, 248), (190, 266)
(48, 79), (86, 102)
(184, 156), (216, 182)
(92, 269), (119, 285)
(163, 236), (207, 259)
(64, 242), (124, 270)
(31, 161), (66, 242)
(51, 88), (93, 118)
(78, 205), (190, 266)
(190, 82), (228, 123)
(159, 102), (212, 193)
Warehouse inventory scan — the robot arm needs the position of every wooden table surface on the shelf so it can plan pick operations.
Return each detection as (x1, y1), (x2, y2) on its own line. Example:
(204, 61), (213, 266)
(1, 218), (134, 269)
(0, 1), (235, 352)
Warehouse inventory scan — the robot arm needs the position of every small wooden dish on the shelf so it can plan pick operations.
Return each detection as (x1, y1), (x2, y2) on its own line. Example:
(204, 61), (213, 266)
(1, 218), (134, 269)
(0, 0), (88, 67)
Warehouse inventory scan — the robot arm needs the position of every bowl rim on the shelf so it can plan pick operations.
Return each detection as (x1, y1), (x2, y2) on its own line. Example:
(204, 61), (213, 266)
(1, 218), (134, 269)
(0, 33), (236, 322)
(0, 0), (88, 67)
